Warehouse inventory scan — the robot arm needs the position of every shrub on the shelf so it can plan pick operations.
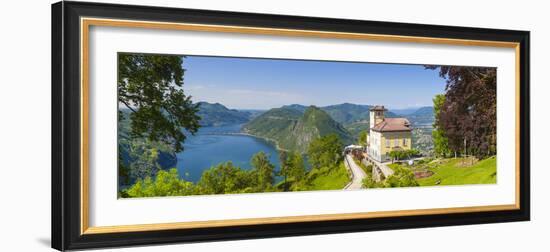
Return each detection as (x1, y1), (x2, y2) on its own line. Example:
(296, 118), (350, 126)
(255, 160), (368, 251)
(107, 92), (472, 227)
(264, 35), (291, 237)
(125, 168), (195, 197)
(383, 165), (419, 187)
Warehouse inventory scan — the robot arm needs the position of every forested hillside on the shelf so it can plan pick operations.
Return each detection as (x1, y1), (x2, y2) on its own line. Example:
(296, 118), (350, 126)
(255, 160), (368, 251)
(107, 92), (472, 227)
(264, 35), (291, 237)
(243, 106), (354, 153)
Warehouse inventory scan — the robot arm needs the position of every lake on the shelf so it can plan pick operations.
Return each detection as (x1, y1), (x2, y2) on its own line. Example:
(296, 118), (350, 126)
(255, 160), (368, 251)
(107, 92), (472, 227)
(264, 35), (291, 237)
(176, 124), (281, 182)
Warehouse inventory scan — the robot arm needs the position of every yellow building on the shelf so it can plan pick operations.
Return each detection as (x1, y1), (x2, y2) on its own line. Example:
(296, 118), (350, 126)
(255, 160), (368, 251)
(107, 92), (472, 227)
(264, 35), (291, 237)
(367, 106), (412, 162)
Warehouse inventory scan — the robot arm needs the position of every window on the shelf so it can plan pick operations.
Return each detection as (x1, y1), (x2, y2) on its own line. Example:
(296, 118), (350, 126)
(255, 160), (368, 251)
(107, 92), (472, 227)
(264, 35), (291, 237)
(386, 139), (390, 147)
(403, 138), (407, 146)
(394, 139), (399, 146)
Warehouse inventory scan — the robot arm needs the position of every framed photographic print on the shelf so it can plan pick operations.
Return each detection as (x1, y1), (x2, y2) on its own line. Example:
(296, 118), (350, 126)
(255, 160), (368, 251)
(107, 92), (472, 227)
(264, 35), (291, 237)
(51, 1), (530, 251)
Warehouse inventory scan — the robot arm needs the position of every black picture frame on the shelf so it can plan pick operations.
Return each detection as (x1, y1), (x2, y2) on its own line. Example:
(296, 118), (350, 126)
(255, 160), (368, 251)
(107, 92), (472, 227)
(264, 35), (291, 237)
(52, 1), (530, 251)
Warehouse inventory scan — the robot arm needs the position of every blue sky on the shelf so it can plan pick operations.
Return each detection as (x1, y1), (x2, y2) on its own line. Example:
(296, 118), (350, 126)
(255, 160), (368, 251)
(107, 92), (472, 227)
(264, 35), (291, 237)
(182, 55), (446, 110)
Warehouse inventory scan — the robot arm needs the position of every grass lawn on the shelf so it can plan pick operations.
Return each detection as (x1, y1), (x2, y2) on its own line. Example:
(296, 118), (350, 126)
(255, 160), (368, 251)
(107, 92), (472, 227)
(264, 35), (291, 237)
(405, 156), (497, 186)
(306, 162), (350, 190)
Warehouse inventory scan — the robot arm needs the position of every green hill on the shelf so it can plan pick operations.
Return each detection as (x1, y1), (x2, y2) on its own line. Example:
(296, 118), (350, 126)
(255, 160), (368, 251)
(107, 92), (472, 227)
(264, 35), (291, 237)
(405, 106), (434, 126)
(321, 103), (372, 124)
(281, 104), (308, 113)
(242, 107), (302, 142)
(243, 106), (354, 153)
(196, 102), (251, 126)
(281, 103), (402, 137)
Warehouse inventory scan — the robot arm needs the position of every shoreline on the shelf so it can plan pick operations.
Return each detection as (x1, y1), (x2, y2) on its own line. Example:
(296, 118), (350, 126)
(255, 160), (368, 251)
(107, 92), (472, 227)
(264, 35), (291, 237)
(239, 131), (290, 153)
(192, 124), (292, 153)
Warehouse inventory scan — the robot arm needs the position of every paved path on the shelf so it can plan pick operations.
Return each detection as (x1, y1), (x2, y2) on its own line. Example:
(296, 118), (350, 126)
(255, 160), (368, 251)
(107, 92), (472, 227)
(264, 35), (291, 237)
(343, 154), (367, 190)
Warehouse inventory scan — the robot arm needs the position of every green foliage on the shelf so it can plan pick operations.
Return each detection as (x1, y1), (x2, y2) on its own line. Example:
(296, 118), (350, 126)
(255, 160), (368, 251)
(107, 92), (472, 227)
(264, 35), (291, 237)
(118, 152), (130, 186)
(118, 111), (178, 184)
(362, 176), (385, 188)
(362, 164), (418, 188)
(295, 134), (349, 191)
(118, 53), (201, 152)
(427, 66), (497, 158)
(387, 149), (420, 162)
(307, 134), (344, 170)
(276, 151), (310, 191)
(287, 152), (307, 190)
(251, 152), (276, 191)
(197, 162), (256, 194)
(278, 151), (290, 189)
(383, 166), (419, 187)
(127, 143), (161, 181)
(243, 106), (353, 153)
(360, 163), (386, 188)
(432, 94), (452, 157)
(358, 130), (368, 146)
(289, 152), (306, 181)
(123, 151), (278, 197)
(125, 169), (195, 197)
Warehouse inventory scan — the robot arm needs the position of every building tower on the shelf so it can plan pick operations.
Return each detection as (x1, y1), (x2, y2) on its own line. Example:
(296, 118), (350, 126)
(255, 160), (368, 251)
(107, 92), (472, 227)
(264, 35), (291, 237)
(369, 105), (386, 129)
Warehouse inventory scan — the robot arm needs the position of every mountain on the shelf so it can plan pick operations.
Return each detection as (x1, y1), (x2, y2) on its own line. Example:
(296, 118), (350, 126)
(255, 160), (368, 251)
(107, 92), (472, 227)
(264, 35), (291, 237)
(280, 103), (405, 137)
(404, 106), (434, 127)
(390, 107), (421, 115)
(284, 103), (399, 125)
(196, 102), (252, 127)
(238, 109), (267, 119)
(242, 107), (302, 140)
(281, 104), (308, 113)
(410, 106), (434, 116)
(243, 106), (354, 153)
(321, 103), (373, 125)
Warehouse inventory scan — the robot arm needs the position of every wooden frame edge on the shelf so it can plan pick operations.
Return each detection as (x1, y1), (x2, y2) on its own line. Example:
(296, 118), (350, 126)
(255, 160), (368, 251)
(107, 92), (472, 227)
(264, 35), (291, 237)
(83, 204), (518, 234)
(78, 17), (524, 236)
(83, 18), (519, 48)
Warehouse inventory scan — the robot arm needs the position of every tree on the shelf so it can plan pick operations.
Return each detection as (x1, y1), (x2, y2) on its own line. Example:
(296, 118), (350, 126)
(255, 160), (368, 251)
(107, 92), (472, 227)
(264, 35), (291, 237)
(387, 150), (401, 163)
(118, 151), (130, 186)
(362, 176), (384, 188)
(307, 134), (343, 170)
(278, 151), (291, 191)
(288, 152), (307, 189)
(197, 162), (256, 194)
(432, 94), (452, 157)
(128, 142), (162, 181)
(383, 165), (419, 187)
(387, 149), (420, 163)
(426, 66), (497, 158)
(118, 53), (201, 152)
(251, 152), (275, 190)
(358, 130), (368, 146)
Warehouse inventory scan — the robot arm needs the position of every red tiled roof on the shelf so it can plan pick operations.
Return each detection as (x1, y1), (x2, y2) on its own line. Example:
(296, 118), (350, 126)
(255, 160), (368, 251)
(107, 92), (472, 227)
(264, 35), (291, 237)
(371, 118), (412, 132)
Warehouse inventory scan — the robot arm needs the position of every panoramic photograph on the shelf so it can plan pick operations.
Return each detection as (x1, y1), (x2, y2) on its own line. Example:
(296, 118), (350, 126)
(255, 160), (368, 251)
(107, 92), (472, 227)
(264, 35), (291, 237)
(117, 53), (497, 198)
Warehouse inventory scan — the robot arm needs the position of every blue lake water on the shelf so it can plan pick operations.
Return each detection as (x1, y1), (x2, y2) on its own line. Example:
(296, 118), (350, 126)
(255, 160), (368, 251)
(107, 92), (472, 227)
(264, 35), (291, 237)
(176, 124), (281, 182)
